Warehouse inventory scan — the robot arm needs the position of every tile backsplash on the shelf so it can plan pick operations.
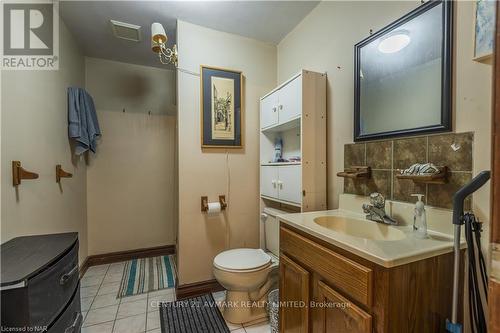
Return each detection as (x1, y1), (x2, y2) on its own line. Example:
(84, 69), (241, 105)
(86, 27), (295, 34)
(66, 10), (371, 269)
(343, 132), (473, 209)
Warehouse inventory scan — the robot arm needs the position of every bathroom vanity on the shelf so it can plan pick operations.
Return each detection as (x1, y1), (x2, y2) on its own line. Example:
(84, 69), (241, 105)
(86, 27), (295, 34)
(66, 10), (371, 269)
(278, 207), (464, 333)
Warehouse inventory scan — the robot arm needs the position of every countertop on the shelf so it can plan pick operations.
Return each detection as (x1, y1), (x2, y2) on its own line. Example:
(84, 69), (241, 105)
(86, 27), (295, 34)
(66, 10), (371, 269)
(1, 232), (78, 287)
(277, 209), (465, 268)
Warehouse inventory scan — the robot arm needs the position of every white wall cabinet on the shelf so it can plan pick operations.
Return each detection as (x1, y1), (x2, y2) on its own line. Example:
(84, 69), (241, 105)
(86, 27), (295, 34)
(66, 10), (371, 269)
(261, 92), (279, 129)
(261, 166), (279, 199)
(259, 70), (327, 212)
(276, 165), (302, 204)
(278, 76), (301, 124)
(260, 76), (302, 130)
(260, 165), (302, 205)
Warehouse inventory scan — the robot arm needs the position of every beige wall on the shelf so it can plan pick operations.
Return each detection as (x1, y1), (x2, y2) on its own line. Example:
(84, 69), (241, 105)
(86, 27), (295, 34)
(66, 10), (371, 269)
(1, 20), (88, 263)
(277, 1), (492, 234)
(85, 58), (177, 255)
(176, 20), (277, 284)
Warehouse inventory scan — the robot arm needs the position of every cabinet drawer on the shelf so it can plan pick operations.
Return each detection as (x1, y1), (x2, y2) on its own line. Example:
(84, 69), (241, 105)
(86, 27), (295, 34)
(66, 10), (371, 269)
(28, 241), (79, 327)
(280, 227), (372, 307)
(49, 286), (82, 333)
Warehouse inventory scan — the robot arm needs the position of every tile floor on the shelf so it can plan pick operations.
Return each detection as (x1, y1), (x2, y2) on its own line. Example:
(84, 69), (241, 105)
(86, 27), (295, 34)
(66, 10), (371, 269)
(80, 261), (271, 333)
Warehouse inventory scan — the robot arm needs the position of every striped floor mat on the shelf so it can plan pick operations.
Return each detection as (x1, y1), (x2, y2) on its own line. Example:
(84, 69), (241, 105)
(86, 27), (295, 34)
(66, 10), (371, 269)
(117, 255), (176, 298)
(160, 294), (230, 333)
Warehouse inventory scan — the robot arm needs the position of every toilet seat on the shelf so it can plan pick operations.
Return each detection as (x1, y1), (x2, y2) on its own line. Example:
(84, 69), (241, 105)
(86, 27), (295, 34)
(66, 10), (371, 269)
(214, 248), (271, 272)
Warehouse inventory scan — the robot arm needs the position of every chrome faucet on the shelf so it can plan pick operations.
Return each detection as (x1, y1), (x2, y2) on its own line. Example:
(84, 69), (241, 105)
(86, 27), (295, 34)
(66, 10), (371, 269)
(362, 193), (398, 225)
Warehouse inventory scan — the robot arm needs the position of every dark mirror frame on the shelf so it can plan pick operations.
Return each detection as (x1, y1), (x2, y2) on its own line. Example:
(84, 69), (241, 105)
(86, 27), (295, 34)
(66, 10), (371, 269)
(354, 0), (453, 142)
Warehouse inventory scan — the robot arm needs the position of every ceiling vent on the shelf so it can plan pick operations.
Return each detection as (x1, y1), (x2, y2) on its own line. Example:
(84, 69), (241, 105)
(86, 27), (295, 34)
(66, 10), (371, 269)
(110, 20), (142, 42)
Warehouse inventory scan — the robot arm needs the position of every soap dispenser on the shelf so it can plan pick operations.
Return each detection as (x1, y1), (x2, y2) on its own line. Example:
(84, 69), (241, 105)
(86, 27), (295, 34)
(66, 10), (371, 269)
(411, 194), (428, 239)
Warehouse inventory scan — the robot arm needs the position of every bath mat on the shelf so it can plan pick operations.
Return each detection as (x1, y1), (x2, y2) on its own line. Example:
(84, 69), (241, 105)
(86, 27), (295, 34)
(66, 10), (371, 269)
(160, 294), (230, 333)
(117, 255), (176, 298)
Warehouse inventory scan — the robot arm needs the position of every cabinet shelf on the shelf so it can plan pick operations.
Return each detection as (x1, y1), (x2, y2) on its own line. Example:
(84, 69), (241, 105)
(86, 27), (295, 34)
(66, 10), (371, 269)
(261, 162), (302, 166)
(261, 116), (301, 133)
(261, 195), (302, 208)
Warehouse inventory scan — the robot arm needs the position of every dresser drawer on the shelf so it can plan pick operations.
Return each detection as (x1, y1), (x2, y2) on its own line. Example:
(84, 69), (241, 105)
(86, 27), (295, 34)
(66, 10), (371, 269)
(28, 241), (79, 326)
(49, 286), (82, 333)
(280, 226), (373, 307)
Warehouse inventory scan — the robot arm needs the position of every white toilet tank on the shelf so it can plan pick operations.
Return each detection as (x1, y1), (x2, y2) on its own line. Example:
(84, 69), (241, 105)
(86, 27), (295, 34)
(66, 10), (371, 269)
(262, 207), (291, 256)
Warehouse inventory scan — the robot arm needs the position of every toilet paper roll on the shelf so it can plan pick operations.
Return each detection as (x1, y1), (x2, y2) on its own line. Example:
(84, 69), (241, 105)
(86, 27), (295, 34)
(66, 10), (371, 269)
(207, 202), (222, 215)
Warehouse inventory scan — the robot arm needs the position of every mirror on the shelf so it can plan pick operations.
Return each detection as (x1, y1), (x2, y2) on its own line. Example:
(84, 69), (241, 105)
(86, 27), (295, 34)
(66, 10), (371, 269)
(354, 0), (452, 141)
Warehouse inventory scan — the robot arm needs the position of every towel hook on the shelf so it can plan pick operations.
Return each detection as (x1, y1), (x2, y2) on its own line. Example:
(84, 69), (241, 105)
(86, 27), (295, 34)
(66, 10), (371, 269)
(12, 161), (38, 186)
(56, 164), (73, 183)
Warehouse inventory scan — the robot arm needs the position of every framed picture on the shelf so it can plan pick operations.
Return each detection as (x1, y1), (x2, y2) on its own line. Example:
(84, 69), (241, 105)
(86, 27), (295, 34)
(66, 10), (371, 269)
(473, 0), (496, 62)
(200, 65), (243, 148)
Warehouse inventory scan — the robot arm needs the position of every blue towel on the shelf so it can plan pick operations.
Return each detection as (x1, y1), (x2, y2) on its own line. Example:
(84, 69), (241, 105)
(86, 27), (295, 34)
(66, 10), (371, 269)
(68, 87), (101, 155)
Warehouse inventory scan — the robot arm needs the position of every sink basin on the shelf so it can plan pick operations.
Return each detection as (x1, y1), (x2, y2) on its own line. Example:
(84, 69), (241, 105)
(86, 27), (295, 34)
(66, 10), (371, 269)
(313, 216), (406, 241)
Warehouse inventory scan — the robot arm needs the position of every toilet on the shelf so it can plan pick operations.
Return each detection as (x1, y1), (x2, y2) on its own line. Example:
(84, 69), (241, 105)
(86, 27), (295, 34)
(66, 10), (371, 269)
(213, 207), (283, 325)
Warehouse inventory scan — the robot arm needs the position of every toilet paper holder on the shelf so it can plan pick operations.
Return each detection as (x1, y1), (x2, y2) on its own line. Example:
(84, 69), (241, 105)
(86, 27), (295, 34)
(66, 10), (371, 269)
(201, 195), (228, 212)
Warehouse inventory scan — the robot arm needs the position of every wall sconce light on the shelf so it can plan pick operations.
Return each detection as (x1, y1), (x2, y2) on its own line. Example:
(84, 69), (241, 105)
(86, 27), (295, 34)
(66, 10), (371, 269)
(151, 22), (178, 67)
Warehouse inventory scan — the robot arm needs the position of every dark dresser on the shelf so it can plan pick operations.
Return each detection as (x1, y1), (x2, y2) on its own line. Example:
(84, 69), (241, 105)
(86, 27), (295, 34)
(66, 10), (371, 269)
(1, 233), (82, 333)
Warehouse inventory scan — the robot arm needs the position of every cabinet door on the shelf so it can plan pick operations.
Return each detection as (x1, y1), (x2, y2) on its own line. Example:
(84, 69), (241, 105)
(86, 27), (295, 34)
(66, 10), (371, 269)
(261, 166), (278, 199)
(316, 281), (372, 333)
(278, 165), (302, 204)
(280, 254), (309, 333)
(278, 75), (302, 124)
(261, 92), (279, 129)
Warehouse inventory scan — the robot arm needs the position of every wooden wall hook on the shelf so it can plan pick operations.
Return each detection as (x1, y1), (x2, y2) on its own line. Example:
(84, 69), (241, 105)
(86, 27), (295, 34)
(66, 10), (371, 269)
(12, 161), (39, 186)
(56, 165), (73, 183)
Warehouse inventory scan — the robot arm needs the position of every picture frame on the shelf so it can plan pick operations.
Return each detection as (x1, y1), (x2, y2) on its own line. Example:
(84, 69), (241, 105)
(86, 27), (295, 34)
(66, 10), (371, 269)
(200, 65), (243, 148)
(473, 0), (496, 62)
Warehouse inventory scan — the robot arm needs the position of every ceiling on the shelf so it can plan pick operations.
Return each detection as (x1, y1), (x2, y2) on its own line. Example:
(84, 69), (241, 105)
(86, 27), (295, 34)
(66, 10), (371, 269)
(60, 1), (319, 69)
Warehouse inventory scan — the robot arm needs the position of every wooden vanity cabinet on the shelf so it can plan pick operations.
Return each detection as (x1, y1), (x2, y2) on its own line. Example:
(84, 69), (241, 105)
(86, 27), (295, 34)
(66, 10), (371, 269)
(279, 224), (463, 333)
(280, 254), (310, 333)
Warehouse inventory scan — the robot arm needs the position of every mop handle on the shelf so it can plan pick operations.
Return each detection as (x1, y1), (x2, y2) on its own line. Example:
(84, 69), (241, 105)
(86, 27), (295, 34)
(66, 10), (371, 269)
(448, 170), (490, 331)
(451, 224), (461, 324)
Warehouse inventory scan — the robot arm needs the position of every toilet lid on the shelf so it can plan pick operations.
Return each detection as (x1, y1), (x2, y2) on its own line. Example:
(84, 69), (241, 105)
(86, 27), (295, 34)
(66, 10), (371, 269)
(214, 248), (271, 271)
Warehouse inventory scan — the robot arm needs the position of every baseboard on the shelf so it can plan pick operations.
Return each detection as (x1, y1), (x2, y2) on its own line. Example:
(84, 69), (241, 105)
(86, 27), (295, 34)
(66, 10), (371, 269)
(79, 244), (176, 277)
(79, 257), (91, 278)
(176, 279), (224, 300)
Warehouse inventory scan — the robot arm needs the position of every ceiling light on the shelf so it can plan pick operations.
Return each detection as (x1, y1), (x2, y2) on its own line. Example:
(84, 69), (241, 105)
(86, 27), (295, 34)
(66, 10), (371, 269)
(378, 32), (410, 54)
(151, 22), (177, 67)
